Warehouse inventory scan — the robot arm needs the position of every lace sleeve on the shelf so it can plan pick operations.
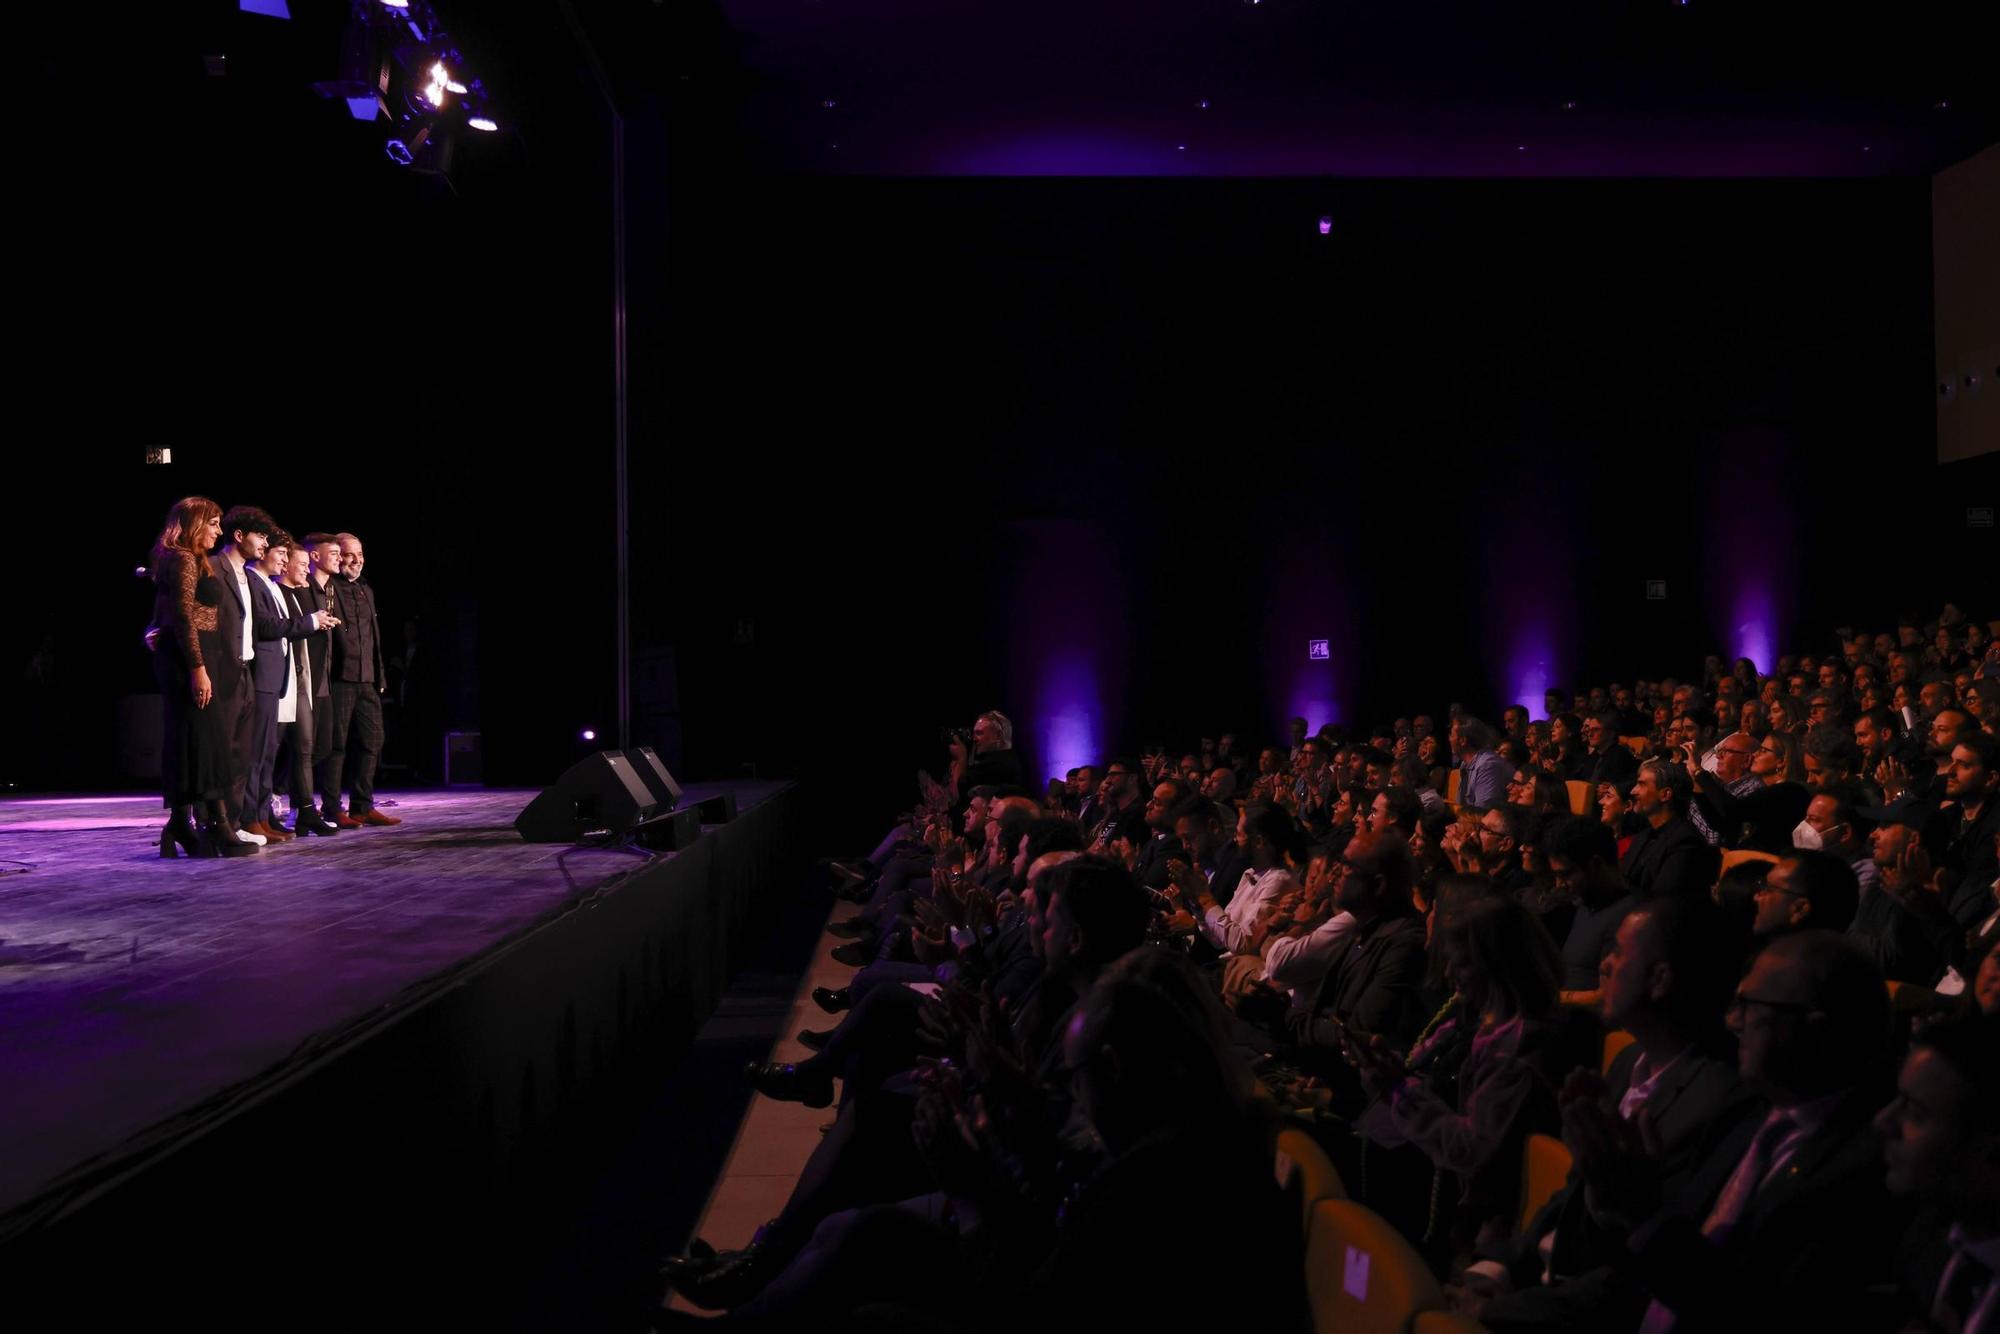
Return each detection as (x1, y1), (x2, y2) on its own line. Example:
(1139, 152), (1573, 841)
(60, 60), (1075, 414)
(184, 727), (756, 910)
(170, 550), (205, 668)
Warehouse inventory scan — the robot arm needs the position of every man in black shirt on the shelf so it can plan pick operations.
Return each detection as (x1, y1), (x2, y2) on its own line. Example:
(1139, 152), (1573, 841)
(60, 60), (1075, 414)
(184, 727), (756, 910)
(1620, 760), (1720, 898)
(325, 532), (400, 828)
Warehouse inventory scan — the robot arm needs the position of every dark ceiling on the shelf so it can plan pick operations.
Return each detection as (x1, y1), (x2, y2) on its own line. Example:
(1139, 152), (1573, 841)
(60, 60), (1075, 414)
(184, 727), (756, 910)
(693, 0), (1998, 176)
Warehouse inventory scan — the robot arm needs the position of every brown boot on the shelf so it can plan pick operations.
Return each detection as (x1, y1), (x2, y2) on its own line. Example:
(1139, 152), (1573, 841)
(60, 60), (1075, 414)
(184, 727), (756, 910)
(359, 809), (403, 826)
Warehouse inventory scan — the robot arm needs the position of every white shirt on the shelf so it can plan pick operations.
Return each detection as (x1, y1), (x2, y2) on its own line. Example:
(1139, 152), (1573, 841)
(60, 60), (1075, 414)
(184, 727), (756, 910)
(1199, 864), (1296, 953)
(253, 570), (295, 723)
(232, 559), (254, 664)
(1261, 911), (1356, 997)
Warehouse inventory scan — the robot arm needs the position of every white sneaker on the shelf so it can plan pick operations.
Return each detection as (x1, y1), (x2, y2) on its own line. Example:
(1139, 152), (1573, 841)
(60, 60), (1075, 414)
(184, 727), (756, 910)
(235, 828), (267, 846)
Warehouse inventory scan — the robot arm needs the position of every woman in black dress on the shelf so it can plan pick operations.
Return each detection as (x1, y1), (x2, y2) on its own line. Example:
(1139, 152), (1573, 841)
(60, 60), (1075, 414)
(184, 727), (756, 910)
(150, 496), (255, 857)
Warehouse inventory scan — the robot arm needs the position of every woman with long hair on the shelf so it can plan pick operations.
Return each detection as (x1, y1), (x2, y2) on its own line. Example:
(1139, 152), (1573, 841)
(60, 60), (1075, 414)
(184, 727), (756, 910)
(150, 496), (255, 857)
(1347, 893), (1564, 1265)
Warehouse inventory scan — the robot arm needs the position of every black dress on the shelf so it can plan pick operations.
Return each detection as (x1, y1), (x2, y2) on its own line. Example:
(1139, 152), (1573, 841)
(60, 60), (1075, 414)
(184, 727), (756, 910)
(152, 547), (229, 807)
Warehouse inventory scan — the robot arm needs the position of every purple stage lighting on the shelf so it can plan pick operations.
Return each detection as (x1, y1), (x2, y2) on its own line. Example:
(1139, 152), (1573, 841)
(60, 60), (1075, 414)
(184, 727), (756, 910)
(1318, 216), (1333, 235)
(468, 116), (497, 132)
(239, 0), (291, 17)
(1036, 651), (1103, 780)
(1731, 586), (1775, 677)
(580, 729), (597, 743)
(1505, 627), (1556, 720)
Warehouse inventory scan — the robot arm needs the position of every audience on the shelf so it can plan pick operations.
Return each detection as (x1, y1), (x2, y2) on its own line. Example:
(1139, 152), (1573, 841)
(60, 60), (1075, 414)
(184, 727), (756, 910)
(655, 607), (2000, 1333)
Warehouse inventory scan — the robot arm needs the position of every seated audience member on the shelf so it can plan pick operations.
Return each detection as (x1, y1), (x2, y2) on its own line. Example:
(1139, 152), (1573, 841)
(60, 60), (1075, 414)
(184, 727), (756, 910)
(1562, 929), (1905, 1333)
(667, 856), (1149, 1310)
(1454, 716), (1511, 809)
(1543, 815), (1639, 1005)
(1802, 725), (1864, 792)
(1281, 828), (1430, 1073)
(690, 948), (1307, 1333)
(1086, 758), (1147, 850)
(1348, 895), (1566, 1261)
(1748, 849), (1861, 942)
(1687, 732), (1764, 847)
(1446, 802), (1535, 893)
(1463, 894), (1754, 1334)
(1170, 802), (1301, 954)
(1688, 730), (1811, 855)
(1876, 1012), (2000, 1334)
(1619, 761), (1721, 898)
(1820, 791), (1940, 987)
(1936, 733), (2000, 929)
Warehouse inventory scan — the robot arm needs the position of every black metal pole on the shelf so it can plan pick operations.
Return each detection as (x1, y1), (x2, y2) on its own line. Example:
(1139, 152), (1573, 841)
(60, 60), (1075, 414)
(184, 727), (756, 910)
(557, 0), (631, 752)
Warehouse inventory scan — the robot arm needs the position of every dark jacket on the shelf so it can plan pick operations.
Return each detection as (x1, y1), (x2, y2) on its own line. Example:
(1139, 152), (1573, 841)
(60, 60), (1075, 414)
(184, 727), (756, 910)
(327, 575), (385, 686)
(292, 578), (336, 698)
(1691, 778), (1811, 856)
(1625, 1085), (1909, 1333)
(208, 552), (253, 671)
(1288, 910), (1430, 1053)
(1479, 1043), (1755, 1334)
(1620, 815), (1721, 898)
(247, 572), (317, 698)
(1579, 744), (1639, 792)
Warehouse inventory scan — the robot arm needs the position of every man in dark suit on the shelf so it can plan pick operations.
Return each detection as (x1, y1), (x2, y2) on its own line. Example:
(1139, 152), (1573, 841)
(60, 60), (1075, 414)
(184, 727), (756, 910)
(325, 532), (400, 827)
(245, 534), (335, 841)
(1284, 827), (1430, 1074)
(210, 506), (275, 848)
(1878, 1013), (2000, 1334)
(276, 542), (340, 837)
(1620, 760), (1721, 898)
(1564, 928), (1906, 1333)
(1468, 894), (1755, 1333)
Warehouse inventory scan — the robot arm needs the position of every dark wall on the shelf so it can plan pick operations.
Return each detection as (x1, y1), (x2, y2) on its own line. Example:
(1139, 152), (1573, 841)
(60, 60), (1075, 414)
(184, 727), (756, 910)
(649, 174), (1951, 824)
(9, 16), (1974, 832)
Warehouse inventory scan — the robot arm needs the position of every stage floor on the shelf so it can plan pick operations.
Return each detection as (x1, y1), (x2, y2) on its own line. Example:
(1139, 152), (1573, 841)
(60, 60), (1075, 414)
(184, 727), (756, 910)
(0, 783), (786, 1217)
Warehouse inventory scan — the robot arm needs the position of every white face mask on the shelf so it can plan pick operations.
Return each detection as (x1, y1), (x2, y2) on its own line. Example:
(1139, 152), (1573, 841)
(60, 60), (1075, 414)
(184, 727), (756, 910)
(1792, 820), (1824, 851)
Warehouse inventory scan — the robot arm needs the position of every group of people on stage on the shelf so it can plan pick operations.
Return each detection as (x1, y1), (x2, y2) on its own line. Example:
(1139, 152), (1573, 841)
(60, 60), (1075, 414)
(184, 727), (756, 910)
(147, 496), (403, 858)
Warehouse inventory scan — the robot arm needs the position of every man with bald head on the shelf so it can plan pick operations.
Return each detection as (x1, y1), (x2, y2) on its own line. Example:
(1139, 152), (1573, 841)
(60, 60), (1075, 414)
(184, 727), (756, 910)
(324, 531), (399, 828)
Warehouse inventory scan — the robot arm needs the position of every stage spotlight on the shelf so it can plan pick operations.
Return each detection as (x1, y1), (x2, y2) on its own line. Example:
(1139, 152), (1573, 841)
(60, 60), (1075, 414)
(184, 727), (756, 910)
(240, 0), (292, 17)
(384, 138), (414, 165)
(581, 729), (598, 742)
(1318, 215), (1333, 235)
(379, 0), (409, 7)
(468, 115), (497, 132)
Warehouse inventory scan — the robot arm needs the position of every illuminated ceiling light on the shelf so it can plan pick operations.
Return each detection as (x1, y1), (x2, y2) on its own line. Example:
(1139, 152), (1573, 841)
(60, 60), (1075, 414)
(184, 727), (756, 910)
(379, 0), (409, 7)
(445, 78), (468, 94)
(425, 61), (450, 107)
(1318, 215), (1333, 235)
(468, 116), (497, 132)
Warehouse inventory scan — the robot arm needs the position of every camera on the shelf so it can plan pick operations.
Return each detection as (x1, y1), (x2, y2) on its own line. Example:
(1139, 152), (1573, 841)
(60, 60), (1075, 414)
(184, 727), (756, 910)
(941, 727), (971, 749)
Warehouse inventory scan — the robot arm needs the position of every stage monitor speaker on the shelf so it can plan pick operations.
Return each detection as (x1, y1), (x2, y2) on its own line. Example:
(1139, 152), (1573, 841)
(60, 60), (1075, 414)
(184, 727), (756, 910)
(634, 806), (702, 851)
(693, 791), (737, 823)
(623, 746), (683, 810)
(514, 751), (658, 843)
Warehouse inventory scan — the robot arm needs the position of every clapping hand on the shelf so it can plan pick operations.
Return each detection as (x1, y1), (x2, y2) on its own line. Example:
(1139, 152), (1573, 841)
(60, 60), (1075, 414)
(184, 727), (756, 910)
(1559, 1068), (1663, 1231)
(1882, 840), (1939, 908)
(1346, 1031), (1408, 1093)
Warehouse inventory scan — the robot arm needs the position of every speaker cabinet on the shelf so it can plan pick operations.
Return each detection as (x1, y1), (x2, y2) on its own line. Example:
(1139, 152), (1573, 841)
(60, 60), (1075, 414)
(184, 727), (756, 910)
(514, 751), (658, 843)
(623, 746), (684, 810)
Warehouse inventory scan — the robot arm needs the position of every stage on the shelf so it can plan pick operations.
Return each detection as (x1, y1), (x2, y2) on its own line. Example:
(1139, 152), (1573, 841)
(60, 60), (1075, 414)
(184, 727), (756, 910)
(0, 781), (804, 1318)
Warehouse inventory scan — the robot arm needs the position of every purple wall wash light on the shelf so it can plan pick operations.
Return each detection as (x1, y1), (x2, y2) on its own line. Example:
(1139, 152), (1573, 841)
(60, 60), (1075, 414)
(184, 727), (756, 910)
(999, 520), (1123, 782)
(1702, 429), (1797, 677)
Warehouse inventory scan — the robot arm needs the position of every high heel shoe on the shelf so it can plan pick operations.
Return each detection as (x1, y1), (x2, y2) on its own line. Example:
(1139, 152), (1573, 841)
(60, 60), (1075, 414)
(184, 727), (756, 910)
(161, 814), (202, 859)
(201, 822), (259, 857)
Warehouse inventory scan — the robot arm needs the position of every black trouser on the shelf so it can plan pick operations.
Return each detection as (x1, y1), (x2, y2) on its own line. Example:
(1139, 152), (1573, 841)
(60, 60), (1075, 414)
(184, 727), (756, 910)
(277, 686), (315, 814)
(213, 658), (254, 826)
(325, 680), (383, 817)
